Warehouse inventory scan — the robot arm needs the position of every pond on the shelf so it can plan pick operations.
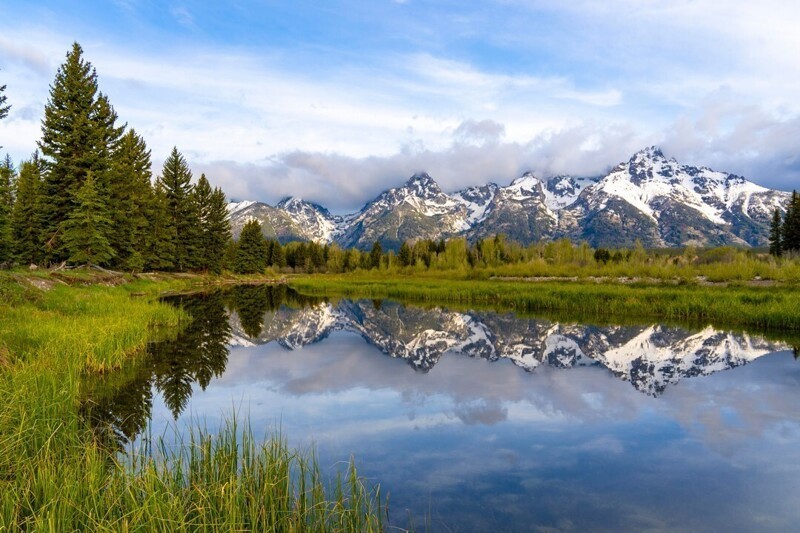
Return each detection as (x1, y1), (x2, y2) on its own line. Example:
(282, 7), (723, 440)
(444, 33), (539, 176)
(82, 285), (800, 531)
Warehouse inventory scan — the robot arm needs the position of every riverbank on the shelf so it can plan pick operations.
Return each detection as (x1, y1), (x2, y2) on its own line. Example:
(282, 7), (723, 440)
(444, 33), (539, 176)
(0, 269), (383, 531)
(289, 273), (800, 333)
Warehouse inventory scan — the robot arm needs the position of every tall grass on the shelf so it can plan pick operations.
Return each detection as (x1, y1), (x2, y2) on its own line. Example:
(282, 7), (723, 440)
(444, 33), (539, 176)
(289, 275), (800, 332)
(0, 273), (385, 531)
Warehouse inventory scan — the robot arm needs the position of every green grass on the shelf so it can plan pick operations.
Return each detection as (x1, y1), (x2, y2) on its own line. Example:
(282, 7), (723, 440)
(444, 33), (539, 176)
(0, 271), (384, 531)
(289, 274), (800, 333)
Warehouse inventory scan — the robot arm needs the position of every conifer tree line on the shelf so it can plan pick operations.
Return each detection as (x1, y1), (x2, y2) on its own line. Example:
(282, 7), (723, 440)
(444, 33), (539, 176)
(0, 43), (231, 272)
(769, 191), (800, 257)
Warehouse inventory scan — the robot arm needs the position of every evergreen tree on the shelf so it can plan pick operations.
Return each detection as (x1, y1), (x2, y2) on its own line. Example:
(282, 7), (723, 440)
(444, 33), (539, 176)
(234, 219), (267, 274)
(269, 239), (286, 268)
(369, 241), (383, 269)
(159, 147), (199, 271)
(0, 76), (8, 151)
(109, 129), (154, 270)
(11, 154), (44, 265)
(38, 42), (110, 262)
(146, 180), (175, 271)
(0, 78), (9, 121)
(769, 208), (783, 257)
(398, 241), (412, 266)
(62, 172), (115, 265)
(92, 94), (125, 196)
(0, 155), (15, 264)
(193, 174), (231, 274)
(784, 191), (800, 253)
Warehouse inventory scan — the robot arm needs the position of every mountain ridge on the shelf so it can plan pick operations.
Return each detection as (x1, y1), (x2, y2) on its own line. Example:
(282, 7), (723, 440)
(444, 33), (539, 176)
(228, 147), (790, 249)
(227, 298), (788, 396)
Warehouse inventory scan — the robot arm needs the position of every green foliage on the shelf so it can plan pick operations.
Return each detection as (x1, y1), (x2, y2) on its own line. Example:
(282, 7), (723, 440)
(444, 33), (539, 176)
(769, 208), (783, 257)
(234, 219), (267, 274)
(0, 77), (9, 122)
(291, 275), (800, 332)
(38, 43), (115, 262)
(11, 155), (44, 265)
(369, 240), (383, 269)
(594, 247), (612, 263)
(146, 181), (176, 270)
(159, 147), (199, 271)
(398, 241), (412, 266)
(783, 191), (800, 253)
(0, 155), (14, 263)
(193, 174), (232, 273)
(62, 173), (115, 265)
(108, 129), (154, 270)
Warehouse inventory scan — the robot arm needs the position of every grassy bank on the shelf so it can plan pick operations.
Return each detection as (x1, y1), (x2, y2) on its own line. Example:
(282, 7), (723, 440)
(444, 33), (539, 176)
(289, 274), (800, 332)
(0, 270), (383, 531)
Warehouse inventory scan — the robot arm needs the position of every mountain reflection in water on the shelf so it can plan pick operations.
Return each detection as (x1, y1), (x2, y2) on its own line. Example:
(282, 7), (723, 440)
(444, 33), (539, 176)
(79, 285), (800, 531)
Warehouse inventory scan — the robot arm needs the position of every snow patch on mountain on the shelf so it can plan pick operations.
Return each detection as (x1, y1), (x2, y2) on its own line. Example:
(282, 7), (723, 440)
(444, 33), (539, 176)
(451, 183), (498, 228)
(543, 175), (598, 211)
(227, 200), (256, 216)
(276, 197), (341, 243)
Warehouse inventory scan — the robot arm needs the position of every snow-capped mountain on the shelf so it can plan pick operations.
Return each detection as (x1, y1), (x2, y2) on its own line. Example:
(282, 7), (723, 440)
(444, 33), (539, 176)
(228, 198), (343, 243)
(228, 298), (787, 396)
(227, 147), (790, 249)
(566, 147), (789, 246)
(338, 173), (471, 249)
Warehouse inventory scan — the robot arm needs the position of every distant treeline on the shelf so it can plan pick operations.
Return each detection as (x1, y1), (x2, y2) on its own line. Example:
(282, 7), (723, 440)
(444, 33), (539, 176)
(0, 43), (231, 272)
(230, 217), (800, 276)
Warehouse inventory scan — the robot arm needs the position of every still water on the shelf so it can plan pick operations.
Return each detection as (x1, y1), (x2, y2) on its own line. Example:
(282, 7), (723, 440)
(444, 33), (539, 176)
(83, 285), (800, 531)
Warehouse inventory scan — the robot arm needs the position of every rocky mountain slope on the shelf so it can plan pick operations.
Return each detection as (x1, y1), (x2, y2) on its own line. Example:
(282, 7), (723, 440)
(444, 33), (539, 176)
(228, 147), (790, 248)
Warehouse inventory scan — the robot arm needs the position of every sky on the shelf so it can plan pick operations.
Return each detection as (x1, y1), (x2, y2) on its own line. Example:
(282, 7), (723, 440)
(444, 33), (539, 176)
(1, 0), (799, 211)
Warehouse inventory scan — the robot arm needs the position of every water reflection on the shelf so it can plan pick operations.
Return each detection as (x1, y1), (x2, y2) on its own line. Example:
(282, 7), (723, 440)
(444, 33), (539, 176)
(81, 285), (794, 448)
(78, 285), (800, 530)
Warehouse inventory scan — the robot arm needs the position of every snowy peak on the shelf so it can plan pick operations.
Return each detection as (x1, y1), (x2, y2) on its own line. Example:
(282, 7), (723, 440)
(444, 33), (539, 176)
(227, 147), (789, 249)
(544, 175), (598, 211)
(403, 172), (442, 198)
(505, 171), (543, 199)
(275, 197), (340, 243)
(228, 296), (788, 395)
(583, 146), (790, 246)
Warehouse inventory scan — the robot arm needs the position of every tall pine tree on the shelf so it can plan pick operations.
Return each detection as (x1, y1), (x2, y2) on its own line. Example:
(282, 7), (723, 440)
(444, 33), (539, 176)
(783, 191), (800, 254)
(159, 148), (199, 271)
(193, 174), (231, 274)
(109, 129), (154, 270)
(62, 172), (115, 265)
(146, 180), (175, 271)
(769, 208), (783, 257)
(38, 43), (118, 262)
(0, 155), (15, 264)
(11, 154), (44, 265)
(0, 74), (9, 139)
(234, 219), (267, 274)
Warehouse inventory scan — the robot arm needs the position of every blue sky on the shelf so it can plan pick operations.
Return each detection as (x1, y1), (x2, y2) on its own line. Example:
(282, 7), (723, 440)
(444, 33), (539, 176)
(1, 0), (799, 210)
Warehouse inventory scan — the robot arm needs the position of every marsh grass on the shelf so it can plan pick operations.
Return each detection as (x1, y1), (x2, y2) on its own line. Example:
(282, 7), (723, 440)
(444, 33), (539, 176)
(290, 275), (800, 332)
(0, 274), (385, 531)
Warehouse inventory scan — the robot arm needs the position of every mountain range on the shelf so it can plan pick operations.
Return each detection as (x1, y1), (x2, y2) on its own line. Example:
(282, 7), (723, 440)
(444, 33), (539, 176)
(227, 147), (790, 249)
(228, 298), (787, 396)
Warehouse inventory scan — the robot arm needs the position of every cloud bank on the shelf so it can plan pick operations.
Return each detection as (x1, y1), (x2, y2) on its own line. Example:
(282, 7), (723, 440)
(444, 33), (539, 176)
(1, 1), (799, 211)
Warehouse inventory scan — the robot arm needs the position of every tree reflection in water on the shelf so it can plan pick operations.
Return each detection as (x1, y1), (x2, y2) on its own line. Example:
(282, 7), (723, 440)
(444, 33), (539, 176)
(79, 286), (321, 451)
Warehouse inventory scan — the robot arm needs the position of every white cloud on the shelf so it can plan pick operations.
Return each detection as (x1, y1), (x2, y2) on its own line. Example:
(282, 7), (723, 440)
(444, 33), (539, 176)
(1, 1), (798, 208)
